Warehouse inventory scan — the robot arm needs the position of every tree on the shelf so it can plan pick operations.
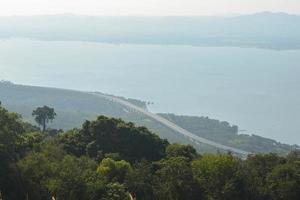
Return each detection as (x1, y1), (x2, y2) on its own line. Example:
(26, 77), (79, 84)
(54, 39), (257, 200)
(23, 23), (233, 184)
(32, 106), (56, 132)
(266, 163), (300, 200)
(102, 183), (130, 200)
(17, 144), (103, 200)
(46, 156), (98, 200)
(153, 157), (200, 200)
(166, 144), (198, 161)
(244, 153), (286, 200)
(0, 105), (25, 200)
(125, 161), (155, 200)
(60, 116), (168, 162)
(97, 158), (132, 183)
(17, 144), (66, 200)
(192, 154), (246, 200)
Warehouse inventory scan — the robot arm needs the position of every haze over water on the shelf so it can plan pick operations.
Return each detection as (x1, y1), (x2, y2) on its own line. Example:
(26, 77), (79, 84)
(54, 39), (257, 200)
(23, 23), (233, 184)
(1, 39), (299, 145)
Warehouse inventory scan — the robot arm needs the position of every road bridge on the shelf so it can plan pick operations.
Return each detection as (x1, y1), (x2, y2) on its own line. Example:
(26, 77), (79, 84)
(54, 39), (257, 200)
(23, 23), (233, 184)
(91, 92), (250, 156)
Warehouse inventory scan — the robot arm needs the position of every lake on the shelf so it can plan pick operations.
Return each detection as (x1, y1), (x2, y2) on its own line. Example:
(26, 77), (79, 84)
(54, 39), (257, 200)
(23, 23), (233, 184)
(0, 39), (299, 145)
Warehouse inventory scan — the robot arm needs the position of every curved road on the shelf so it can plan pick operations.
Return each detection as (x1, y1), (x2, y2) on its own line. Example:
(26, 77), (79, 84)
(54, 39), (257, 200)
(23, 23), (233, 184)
(91, 92), (250, 156)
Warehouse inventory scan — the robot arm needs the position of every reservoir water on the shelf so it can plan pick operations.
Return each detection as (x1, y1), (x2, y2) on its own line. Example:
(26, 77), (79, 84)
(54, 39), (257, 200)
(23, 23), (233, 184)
(0, 39), (299, 145)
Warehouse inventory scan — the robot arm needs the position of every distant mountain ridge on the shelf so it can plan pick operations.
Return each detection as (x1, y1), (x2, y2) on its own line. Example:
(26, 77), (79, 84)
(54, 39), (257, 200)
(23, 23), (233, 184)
(0, 12), (299, 49)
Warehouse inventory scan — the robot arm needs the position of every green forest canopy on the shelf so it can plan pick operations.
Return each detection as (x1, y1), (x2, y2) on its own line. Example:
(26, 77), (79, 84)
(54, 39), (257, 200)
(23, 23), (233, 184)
(0, 104), (299, 200)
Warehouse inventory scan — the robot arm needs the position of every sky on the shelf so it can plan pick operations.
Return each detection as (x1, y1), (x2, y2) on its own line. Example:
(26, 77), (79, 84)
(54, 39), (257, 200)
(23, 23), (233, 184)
(0, 0), (300, 16)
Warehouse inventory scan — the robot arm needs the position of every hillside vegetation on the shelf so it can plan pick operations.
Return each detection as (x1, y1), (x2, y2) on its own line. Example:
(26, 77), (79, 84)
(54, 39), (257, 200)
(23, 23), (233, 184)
(0, 104), (299, 200)
(159, 114), (298, 154)
(0, 81), (298, 154)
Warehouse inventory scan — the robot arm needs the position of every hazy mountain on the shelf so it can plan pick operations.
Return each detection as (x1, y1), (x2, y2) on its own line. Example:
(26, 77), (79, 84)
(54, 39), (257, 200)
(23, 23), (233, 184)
(0, 12), (299, 49)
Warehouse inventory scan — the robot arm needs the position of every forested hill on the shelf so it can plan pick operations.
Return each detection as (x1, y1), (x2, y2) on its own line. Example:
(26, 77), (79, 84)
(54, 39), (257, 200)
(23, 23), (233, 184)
(159, 114), (298, 155)
(0, 12), (300, 49)
(0, 81), (298, 154)
(1, 104), (299, 200)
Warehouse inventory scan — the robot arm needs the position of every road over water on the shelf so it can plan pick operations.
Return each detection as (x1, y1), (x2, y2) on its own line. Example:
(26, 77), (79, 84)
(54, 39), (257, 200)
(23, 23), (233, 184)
(92, 92), (250, 156)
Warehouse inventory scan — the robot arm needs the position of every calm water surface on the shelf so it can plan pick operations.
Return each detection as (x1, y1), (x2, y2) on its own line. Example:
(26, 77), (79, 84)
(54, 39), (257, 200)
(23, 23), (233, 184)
(0, 39), (299, 144)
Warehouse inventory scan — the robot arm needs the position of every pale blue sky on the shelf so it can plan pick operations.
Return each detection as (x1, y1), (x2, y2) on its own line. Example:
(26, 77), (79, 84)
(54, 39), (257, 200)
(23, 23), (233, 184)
(0, 0), (300, 16)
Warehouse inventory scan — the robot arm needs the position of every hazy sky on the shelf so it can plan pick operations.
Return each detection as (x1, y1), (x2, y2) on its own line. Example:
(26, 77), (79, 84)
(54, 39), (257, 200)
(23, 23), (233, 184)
(1, 0), (300, 16)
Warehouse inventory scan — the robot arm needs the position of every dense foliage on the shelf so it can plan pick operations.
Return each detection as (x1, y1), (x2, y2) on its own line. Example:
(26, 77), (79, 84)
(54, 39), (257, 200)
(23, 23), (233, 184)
(0, 105), (299, 200)
(160, 113), (299, 154)
(60, 116), (168, 162)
